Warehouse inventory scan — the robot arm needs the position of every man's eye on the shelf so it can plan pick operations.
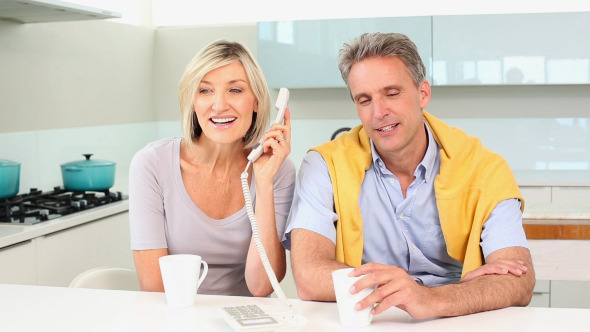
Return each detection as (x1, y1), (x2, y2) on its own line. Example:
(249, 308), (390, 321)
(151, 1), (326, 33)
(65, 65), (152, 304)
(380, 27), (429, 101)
(358, 99), (370, 105)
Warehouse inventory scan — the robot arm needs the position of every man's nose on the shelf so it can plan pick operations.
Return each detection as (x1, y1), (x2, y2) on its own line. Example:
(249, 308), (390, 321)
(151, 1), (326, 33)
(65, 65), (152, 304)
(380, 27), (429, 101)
(372, 97), (389, 119)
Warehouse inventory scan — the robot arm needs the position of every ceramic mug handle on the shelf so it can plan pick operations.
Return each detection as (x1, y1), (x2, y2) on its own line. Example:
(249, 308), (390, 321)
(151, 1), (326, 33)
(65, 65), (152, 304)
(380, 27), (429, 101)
(197, 261), (208, 288)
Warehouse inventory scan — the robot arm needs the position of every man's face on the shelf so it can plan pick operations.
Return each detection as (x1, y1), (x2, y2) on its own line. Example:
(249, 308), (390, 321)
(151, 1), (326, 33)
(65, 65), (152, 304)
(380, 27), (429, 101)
(348, 56), (431, 158)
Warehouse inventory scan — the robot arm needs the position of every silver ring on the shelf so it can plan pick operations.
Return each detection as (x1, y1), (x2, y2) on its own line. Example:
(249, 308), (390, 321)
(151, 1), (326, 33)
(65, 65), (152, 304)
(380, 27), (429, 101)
(276, 137), (287, 142)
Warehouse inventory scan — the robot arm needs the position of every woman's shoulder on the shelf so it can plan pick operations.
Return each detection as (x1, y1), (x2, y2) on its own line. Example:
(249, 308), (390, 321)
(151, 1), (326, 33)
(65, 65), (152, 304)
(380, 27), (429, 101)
(130, 137), (181, 167)
(134, 137), (180, 157)
(142, 137), (181, 152)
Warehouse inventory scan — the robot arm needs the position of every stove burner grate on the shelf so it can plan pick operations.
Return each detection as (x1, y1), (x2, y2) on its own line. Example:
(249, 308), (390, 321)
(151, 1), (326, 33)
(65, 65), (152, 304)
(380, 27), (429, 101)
(0, 187), (124, 225)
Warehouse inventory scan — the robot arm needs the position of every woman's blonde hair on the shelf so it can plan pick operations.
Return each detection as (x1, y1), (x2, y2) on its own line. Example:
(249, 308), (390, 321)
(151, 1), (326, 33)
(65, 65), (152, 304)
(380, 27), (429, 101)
(178, 40), (271, 148)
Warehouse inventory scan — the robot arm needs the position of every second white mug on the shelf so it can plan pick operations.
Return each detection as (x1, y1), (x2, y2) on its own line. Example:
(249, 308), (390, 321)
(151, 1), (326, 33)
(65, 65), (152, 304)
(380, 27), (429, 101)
(159, 254), (208, 307)
(332, 267), (376, 327)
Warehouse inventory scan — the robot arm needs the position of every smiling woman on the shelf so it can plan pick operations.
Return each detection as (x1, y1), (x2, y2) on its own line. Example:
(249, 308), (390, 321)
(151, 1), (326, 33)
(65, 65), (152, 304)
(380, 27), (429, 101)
(128, 40), (296, 297)
(191, 62), (259, 147)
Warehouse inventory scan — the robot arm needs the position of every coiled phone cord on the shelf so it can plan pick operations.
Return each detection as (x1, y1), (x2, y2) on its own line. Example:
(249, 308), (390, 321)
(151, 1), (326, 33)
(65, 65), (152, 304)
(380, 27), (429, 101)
(241, 161), (292, 308)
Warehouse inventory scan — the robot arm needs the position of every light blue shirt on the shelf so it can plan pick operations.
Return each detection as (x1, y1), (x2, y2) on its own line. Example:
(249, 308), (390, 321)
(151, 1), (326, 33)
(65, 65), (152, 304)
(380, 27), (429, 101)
(283, 123), (528, 286)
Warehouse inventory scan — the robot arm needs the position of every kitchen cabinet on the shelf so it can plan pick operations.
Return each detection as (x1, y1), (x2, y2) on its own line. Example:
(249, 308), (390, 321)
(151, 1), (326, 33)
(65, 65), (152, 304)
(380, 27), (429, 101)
(529, 280), (550, 308)
(0, 240), (36, 285)
(552, 187), (590, 205)
(528, 280), (590, 309)
(432, 12), (590, 86)
(0, 0), (120, 24)
(519, 186), (590, 205)
(36, 212), (134, 287)
(527, 240), (590, 308)
(550, 281), (590, 308)
(258, 16), (432, 88)
(519, 186), (552, 204)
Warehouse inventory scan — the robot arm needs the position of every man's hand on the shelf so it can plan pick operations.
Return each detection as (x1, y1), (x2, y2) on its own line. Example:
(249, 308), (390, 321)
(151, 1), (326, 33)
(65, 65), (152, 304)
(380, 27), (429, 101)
(349, 263), (438, 319)
(460, 259), (528, 282)
(350, 247), (535, 319)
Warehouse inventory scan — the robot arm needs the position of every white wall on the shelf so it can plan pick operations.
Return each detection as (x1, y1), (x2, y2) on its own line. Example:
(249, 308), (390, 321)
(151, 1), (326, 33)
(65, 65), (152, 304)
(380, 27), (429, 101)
(0, 20), (155, 133)
(0, 20), (156, 194)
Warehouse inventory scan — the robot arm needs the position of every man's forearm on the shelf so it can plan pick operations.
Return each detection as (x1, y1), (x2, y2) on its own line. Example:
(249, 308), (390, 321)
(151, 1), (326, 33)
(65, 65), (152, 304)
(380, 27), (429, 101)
(290, 229), (349, 301)
(293, 258), (349, 301)
(430, 265), (535, 317)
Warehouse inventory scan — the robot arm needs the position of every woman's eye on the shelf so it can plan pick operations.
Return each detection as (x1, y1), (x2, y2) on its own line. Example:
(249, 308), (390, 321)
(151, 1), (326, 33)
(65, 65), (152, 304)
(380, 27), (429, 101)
(198, 88), (211, 94)
(230, 88), (243, 93)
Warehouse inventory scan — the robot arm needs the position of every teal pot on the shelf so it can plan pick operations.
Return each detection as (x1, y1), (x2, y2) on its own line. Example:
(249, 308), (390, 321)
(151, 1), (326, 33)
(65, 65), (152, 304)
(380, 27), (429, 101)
(0, 159), (20, 199)
(60, 154), (116, 191)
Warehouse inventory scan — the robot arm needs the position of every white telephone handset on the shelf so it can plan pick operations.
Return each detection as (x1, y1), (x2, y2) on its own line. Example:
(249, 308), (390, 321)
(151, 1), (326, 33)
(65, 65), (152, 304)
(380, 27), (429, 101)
(226, 88), (308, 331)
(247, 87), (290, 163)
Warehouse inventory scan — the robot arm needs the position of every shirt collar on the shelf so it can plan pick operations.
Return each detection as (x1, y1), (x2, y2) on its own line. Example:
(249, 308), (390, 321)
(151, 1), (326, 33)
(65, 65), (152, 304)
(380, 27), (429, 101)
(370, 121), (439, 183)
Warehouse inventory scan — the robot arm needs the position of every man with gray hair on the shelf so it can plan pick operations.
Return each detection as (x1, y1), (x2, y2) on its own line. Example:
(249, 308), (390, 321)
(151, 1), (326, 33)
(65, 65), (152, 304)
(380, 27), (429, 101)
(282, 32), (535, 319)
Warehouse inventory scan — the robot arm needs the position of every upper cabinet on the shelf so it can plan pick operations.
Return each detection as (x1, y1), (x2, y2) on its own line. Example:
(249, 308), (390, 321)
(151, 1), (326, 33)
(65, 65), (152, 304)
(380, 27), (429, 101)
(432, 12), (590, 86)
(258, 17), (432, 88)
(0, 0), (120, 24)
(259, 12), (590, 88)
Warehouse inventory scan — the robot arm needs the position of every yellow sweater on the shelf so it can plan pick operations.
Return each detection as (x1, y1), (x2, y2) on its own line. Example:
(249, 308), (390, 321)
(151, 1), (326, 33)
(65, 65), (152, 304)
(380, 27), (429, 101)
(312, 111), (524, 275)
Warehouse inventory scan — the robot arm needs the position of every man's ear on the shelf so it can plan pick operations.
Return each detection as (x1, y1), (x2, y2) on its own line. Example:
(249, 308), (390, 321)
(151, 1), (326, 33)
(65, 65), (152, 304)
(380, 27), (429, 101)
(419, 80), (431, 108)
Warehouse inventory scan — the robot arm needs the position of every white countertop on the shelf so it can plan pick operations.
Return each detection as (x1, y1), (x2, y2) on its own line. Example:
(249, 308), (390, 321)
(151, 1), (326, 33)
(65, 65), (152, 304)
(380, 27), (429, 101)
(0, 200), (129, 249)
(1, 283), (590, 331)
(524, 203), (590, 223)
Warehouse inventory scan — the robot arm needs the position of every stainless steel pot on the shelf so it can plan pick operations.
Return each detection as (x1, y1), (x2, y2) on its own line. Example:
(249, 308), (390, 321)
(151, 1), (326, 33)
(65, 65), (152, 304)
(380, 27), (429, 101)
(0, 159), (20, 199)
(60, 154), (116, 191)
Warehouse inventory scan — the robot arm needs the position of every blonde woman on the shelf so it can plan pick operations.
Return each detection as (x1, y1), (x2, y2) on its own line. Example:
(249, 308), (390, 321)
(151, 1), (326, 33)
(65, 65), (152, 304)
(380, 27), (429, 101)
(129, 40), (294, 297)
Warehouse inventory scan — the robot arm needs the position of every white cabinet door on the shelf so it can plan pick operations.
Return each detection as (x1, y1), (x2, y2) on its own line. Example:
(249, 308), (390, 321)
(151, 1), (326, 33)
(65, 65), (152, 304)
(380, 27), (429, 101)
(551, 187), (590, 205)
(551, 281), (590, 308)
(0, 240), (36, 285)
(36, 212), (134, 287)
(528, 280), (550, 308)
(258, 16), (432, 88)
(432, 12), (590, 86)
(519, 186), (552, 204)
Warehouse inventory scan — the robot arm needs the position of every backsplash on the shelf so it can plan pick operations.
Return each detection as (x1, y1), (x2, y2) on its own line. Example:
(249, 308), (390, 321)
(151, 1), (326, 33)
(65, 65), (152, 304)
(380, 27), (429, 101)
(0, 123), (160, 195)
(1, 117), (589, 195)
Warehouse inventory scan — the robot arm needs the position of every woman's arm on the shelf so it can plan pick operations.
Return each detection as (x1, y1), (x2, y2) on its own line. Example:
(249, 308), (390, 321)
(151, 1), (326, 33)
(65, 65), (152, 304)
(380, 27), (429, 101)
(133, 248), (169, 292)
(244, 109), (293, 296)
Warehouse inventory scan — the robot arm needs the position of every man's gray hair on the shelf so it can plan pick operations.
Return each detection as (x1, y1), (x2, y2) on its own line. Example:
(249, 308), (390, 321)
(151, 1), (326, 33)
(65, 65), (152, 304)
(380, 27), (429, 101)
(338, 32), (426, 89)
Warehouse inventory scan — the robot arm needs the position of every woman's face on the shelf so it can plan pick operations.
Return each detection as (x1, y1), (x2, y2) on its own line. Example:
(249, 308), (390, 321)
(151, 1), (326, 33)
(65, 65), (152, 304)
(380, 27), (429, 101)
(193, 61), (257, 145)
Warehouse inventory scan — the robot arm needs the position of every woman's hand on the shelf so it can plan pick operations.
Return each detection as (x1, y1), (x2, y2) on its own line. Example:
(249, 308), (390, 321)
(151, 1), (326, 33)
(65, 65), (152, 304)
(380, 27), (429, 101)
(252, 108), (291, 184)
(245, 109), (290, 296)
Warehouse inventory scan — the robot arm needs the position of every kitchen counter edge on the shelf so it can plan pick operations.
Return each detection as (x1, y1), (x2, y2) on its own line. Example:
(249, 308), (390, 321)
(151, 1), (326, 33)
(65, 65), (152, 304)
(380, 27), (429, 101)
(0, 200), (129, 249)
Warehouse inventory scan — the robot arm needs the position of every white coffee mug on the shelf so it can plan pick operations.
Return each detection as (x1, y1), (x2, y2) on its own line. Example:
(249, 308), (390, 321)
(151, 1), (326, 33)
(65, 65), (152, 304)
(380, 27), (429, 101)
(159, 254), (208, 307)
(332, 267), (376, 327)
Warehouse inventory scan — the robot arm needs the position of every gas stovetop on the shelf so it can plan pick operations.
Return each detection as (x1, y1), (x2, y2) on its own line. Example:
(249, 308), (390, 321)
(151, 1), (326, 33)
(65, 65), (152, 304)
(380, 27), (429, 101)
(0, 187), (125, 225)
